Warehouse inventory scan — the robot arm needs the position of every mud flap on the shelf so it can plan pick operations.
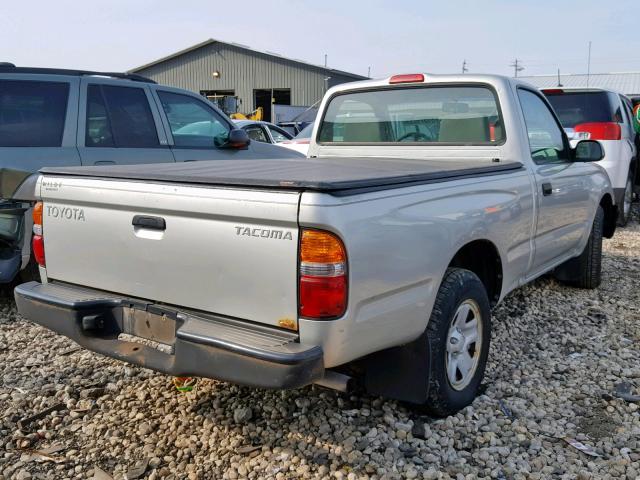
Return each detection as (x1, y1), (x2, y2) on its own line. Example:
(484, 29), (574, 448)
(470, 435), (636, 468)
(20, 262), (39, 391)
(362, 331), (430, 404)
(0, 249), (21, 283)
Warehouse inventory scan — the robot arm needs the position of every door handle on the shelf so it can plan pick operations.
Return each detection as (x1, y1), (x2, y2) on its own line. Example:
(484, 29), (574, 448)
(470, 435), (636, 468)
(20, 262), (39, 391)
(542, 183), (553, 196)
(132, 215), (166, 231)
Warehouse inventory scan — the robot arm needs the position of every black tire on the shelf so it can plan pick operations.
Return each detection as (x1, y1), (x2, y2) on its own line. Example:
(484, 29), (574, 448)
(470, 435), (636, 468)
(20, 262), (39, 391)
(617, 172), (634, 227)
(555, 206), (604, 289)
(422, 268), (491, 417)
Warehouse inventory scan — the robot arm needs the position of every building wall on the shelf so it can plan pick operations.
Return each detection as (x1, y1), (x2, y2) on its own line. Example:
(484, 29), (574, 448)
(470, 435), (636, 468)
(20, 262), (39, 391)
(134, 42), (359, 110)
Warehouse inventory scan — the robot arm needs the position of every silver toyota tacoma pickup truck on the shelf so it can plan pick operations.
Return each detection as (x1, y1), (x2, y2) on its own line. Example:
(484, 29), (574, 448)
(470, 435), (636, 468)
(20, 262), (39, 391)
(15, 74), (617, 416)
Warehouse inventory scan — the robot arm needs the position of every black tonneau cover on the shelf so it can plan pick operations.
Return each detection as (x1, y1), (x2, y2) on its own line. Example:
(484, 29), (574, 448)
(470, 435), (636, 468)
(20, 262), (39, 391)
(40, 157), (523, 194)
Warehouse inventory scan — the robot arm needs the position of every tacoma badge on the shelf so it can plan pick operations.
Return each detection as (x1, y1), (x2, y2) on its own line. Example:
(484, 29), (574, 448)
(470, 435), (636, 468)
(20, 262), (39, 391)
(235, 226), (293, 240)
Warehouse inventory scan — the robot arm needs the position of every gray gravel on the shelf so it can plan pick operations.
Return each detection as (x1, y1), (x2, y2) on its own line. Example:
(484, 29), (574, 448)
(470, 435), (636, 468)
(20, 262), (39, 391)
(1, 208), (639, 480)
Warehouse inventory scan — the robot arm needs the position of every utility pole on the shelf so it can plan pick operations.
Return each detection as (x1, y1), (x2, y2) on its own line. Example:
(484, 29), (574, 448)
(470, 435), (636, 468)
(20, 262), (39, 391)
(324, 54), (327, 68)
(367, 66), (371, 78)
(510, 59), (524, 77)
(557, 68), (563, 87)
(462, 60), (468, 74)
(586, 41), (592, 88)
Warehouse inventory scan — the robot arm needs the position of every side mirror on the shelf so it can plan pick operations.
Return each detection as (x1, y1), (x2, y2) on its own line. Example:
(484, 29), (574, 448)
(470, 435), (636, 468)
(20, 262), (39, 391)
(573, 140), (604, 162)
(217, 128), (251, 149)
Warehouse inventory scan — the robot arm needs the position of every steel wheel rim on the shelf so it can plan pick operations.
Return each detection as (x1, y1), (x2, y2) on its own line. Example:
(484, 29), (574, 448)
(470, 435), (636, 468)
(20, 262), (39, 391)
(624, 177), (633, 218)
(446, 299), (482, 391)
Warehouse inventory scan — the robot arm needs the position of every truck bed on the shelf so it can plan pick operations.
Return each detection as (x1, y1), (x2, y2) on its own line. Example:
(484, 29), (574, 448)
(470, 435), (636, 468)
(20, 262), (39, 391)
(41, 157), (523, 194)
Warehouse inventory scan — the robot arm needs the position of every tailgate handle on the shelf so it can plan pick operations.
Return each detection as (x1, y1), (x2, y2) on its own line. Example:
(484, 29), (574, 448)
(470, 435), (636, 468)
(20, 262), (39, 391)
(132, 215), (166, 231)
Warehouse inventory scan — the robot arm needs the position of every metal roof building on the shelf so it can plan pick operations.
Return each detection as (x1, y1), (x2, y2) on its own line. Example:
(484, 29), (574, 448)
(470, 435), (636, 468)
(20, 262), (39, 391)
(129, 39), (367, 122)
(519, 72), (640, 97)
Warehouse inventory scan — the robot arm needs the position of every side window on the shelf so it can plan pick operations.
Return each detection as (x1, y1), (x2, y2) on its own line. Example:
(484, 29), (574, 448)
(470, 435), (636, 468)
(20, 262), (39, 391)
(268, 125), (292, 143)
(157, 91), (230, 148)
(518, 89), (568, 164)
(0, 80), (69, 147)
(86, 85), (159, 148)
(86, 85), (114, 147)
(244, 125), (269, 143)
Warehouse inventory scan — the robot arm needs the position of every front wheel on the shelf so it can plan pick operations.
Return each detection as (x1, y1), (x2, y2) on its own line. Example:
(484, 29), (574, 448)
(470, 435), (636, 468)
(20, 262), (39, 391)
(423, 268), (491, 417)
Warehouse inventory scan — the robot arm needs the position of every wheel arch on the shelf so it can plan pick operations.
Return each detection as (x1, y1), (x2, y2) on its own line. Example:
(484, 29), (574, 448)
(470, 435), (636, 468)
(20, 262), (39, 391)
(448, 239), (503, 307)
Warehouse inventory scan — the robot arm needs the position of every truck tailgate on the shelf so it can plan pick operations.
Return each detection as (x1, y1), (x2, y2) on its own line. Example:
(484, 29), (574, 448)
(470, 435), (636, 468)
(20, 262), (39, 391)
(38, 175), (301, 329)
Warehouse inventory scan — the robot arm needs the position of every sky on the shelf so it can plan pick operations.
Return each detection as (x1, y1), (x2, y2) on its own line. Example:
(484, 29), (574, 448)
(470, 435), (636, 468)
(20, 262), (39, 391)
(2, 0), (639, 79)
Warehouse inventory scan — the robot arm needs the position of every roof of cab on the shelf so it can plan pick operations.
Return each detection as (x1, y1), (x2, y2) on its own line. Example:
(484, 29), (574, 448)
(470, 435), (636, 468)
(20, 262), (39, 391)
(324, 72), (536, 96)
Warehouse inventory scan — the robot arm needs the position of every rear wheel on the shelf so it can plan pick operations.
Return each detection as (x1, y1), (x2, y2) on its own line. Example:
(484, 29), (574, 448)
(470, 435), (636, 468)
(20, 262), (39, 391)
(422, 268), (491, 417)
(555, 206), (604, 289)
(617, 173), (633, 227)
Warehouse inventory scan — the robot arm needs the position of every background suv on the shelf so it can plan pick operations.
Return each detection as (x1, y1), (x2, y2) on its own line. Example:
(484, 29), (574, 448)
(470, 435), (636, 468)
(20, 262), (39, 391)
(542, 88), (637, 225)
(0, 65), (302, 285)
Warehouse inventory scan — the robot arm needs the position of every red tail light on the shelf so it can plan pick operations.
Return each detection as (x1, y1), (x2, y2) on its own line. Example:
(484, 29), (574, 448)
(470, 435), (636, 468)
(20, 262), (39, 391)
(32, 235), (45, 267)
(32, 201), (45, 266)
(299, 229), (347, 319)
(389, 73), (424, 84)
(574, 122), (621, 141)
(542, 88), (564, 95)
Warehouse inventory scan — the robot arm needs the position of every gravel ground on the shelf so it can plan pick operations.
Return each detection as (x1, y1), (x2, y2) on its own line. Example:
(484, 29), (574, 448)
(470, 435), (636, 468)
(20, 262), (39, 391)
(0, 208), (639, 480)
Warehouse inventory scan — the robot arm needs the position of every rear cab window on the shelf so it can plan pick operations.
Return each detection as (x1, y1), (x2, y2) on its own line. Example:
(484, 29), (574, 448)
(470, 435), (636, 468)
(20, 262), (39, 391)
(318, 85), (505, 145)
(0, 80), (69, 147)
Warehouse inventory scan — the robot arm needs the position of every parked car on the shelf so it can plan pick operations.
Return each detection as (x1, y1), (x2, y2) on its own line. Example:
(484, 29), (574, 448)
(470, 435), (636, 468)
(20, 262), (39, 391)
(279, 122), (314, 155)
(0, 65), (303, 285)
(16, 73), (616, 417)
(232, 120), (294, 144)
(542, 88), (637, 225)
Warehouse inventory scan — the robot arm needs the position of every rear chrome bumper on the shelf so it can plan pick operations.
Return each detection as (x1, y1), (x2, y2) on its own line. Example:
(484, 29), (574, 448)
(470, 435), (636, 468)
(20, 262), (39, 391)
(14, 281), (324, 389)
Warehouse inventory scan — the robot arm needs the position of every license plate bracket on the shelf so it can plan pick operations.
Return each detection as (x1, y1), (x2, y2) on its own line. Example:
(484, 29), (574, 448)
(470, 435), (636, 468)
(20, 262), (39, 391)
(122, 307), (176, 346)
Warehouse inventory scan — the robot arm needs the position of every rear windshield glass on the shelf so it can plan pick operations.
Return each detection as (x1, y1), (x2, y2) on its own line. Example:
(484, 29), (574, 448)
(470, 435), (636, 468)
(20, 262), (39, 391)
(318, 86), (504, 144)
(544, 91), (622, 128)
(0, 80), (69, 147)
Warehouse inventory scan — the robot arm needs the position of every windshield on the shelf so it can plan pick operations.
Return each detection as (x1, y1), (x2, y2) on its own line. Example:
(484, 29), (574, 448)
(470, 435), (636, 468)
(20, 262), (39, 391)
(544, 91), (621, 128)
(295, 122), (314, 139)
(318, 86), (504, 144)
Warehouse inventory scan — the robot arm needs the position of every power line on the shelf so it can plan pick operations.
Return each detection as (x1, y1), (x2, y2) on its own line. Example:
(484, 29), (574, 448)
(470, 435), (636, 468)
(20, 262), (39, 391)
(510, 58), (525, 77)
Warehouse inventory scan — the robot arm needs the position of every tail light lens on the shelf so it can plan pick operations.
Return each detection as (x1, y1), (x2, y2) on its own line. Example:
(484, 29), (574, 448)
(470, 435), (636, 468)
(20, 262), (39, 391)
(299, 229), (347, 319)
(32, 202), (45, 266)
(574, 122), (621, 141)
(32, 235), (45, 267)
